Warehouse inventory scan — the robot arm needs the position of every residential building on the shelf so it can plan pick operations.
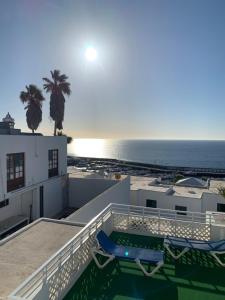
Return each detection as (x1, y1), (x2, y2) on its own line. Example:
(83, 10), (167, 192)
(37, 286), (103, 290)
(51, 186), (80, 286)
(130, 175), (225, 213)
(0, 114), (67, 236)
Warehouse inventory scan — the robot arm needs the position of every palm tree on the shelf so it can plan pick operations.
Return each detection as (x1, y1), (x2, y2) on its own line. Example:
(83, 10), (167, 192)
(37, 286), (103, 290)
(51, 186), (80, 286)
(43, 70), (71, 136)
(20, 85), (45, 133)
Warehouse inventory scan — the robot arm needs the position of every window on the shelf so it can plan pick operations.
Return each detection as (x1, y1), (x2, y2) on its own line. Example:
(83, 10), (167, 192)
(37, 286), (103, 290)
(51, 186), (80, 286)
(48, 149), (58, 178)
(0, 199), (9, 208)
(175, 205), (187, 215)
(217, 203), (225, 212)
(7, 153), (25, 192)
(146, 199), (157, 208)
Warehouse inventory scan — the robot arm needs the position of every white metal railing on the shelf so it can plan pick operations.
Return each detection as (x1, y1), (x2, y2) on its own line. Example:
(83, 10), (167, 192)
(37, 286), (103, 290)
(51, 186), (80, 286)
(111, 204), (213, 240)
(9, 203), (225, 300)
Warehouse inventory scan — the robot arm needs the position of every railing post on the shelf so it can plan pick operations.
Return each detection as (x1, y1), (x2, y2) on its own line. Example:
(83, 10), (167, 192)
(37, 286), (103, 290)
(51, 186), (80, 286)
(111, 206), (115, 231)
(41, 266), (49, 297)
(175, 212), (177, 237)
(58, 252), (62, 292)
(127, 205), (130, 230)
(191, 213), (194, 238)
(158, 209), (160, 235)
(101, 215), (103, 231)
(43, 265), (48, 286)
(142, 206), (144, 232)
(209, 213), (212, 239)
(70, 242), (74, 273)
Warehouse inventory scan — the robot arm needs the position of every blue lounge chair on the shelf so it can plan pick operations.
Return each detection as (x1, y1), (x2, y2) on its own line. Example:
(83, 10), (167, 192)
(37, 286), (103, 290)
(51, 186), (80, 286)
(91, 230), (164, 276)
(164, 236), (225, 266)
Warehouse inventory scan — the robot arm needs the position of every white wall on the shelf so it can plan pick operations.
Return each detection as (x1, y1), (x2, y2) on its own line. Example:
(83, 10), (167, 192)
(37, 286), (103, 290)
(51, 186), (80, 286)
(202, 192), (225, 212)
(69, 178), (117, 208)
(66, 176), (130, 224)
(131, 189), (201, 212)
(0, 135), (67, 201)
(131, 188), (225, 214)
(36, 175), (68, 219)
(0, 135), (67, 222)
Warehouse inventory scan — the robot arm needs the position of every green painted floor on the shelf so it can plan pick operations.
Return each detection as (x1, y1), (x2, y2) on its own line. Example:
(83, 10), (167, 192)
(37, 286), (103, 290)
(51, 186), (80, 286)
(64, 232), (225, 300)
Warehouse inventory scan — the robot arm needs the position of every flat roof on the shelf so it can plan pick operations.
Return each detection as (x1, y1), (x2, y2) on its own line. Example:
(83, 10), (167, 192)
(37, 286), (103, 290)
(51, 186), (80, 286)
(0, 219), (82, 298)
(130, 176), (171, 193)
(68, 167), (106, 179)
(130, 176), (213, 198)
(68, 167), (127, 180)
(172, 186), (203, 198)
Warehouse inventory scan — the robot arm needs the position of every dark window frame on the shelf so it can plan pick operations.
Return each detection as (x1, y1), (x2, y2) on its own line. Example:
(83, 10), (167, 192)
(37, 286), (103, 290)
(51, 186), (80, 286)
(48, 149), (59, 178)
(0, 199), (9, 208)
(7, 153), (25, 192)
(175, 205), (187, 215)
(217, 203), (225, 213)
(146, 199), (157, 208)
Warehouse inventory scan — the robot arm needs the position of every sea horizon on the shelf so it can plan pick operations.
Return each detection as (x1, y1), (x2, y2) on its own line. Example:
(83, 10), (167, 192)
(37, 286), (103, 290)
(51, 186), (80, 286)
(68, 139), (225, 169)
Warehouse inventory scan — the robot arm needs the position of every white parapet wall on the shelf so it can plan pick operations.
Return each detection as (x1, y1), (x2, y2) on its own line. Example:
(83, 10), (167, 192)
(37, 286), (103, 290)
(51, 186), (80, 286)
(66, 176), (130, 224)
(68, 177), (117, 208)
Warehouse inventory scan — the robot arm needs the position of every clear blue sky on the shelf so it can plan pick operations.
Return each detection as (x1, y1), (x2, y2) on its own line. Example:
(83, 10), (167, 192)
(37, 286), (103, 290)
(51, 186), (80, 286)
(1, 0), (225, 139)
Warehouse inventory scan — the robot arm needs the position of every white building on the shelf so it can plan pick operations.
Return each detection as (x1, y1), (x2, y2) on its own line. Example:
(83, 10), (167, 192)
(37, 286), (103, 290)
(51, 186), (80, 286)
(0, 115), (67, 235)
(131, 175), (225, 214)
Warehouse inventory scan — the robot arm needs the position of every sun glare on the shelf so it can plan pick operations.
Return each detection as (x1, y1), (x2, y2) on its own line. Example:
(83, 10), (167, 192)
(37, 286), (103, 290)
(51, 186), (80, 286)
(85, 47), (97, 61)
(69, 139), (105, 158)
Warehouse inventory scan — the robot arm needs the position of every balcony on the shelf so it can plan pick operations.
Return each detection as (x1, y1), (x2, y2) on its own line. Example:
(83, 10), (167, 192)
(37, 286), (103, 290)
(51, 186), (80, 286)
(9, 204), (225, 300)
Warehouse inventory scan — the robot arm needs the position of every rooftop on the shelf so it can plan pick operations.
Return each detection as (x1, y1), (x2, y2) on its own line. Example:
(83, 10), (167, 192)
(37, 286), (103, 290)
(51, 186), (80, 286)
(130, 176), (225, 199)
(68, 166), (127, 180)
(0, 219), (82, 298)
(176, 177), (208, 188)
(8, 203), (225, 300)
(68, 167), (107, 179)
(64, 231), (225, 300)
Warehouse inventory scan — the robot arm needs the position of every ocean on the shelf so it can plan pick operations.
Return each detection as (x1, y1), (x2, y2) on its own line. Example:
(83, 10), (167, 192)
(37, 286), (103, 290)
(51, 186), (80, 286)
(68, 139), (225, 169)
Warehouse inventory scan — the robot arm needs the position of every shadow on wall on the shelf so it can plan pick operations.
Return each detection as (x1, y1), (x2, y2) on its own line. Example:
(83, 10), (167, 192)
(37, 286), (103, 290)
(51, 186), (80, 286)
(68, 178), (117, 209)
(67, 176), (130, 224)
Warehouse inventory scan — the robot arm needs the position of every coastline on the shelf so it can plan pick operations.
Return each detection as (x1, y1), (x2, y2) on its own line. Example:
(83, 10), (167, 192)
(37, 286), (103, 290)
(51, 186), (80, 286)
(67, 155), (225, 178)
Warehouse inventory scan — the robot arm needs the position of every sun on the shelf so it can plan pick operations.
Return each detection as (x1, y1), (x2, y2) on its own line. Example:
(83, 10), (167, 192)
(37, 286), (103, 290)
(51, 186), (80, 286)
(85, 47), (97, 61)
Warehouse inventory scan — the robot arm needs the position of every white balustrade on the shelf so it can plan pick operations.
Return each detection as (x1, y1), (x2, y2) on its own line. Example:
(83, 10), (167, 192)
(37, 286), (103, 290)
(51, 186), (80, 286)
(9, 204), (223, 300)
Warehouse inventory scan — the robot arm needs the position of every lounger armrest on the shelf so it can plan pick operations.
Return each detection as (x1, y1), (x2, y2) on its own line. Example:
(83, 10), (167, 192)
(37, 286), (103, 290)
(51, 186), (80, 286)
(164, 243), (189, 259)
(91, 248), (115, 269)
(135, 259), (164, 277)
(210, 251), (225, 267)
(211, 250), (225, 255)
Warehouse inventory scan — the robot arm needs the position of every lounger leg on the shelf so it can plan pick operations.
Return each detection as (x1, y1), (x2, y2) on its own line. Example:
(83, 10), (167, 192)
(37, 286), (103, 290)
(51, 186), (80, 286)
(135, 259), (164, 277)
(210, 251), (225, 267)
(91, 248), (115, 269)
(164, 244), (189, 260)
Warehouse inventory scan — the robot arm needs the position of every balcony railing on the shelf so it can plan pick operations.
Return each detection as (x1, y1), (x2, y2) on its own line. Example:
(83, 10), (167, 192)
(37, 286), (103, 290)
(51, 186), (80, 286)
(9, 204), (225, 300)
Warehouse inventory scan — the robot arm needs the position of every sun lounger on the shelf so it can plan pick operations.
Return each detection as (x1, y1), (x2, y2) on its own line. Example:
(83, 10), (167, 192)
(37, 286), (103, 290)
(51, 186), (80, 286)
(164, 236), (225, 266)
(91, 230), (164, 276)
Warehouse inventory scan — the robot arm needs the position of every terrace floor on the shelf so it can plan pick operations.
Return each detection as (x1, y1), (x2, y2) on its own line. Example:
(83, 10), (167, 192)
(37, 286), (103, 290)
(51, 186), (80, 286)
(64, 232), (225, 300)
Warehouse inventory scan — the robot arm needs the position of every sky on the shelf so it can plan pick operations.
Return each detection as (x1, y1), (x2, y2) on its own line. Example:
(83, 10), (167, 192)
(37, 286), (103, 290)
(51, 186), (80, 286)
(1, 0), (225, 140)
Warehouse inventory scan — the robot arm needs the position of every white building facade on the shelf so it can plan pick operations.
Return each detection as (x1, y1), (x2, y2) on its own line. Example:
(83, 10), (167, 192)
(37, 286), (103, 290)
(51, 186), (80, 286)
(0, 135), (67, 229)
(131, 176), (225, 214)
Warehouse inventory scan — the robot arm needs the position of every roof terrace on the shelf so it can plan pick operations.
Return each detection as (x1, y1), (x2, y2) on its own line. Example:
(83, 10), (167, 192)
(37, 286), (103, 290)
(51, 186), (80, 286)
(8, 204), (225, 300)
(65, 231), (225, 300)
